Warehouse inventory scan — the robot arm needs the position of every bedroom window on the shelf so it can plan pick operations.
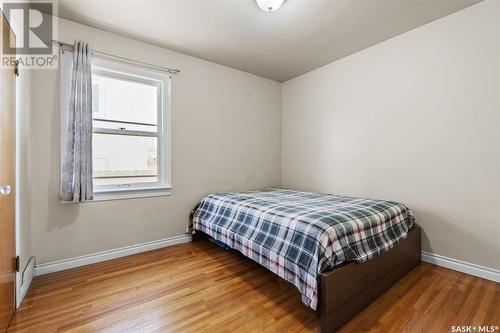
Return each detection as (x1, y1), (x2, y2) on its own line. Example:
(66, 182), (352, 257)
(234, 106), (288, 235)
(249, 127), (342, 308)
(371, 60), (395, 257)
(60, 53), (172, 201)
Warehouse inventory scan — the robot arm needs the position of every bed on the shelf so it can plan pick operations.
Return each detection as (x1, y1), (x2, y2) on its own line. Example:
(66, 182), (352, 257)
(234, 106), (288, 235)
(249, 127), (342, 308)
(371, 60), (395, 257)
(190, 188), (421, 332)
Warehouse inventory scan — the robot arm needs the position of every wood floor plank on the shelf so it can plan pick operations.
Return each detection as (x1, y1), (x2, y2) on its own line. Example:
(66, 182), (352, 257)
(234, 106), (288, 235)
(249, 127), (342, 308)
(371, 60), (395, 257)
(8, 241), (500, 333)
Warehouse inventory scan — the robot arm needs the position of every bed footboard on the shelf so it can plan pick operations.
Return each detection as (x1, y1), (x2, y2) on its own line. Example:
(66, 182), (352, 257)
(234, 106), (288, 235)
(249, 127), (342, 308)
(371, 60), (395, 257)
(319, 226), (421, 332)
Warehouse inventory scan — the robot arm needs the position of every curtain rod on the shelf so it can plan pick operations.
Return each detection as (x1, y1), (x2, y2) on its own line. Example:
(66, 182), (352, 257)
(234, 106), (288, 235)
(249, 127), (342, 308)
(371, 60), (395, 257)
(51, 40), (181, 75)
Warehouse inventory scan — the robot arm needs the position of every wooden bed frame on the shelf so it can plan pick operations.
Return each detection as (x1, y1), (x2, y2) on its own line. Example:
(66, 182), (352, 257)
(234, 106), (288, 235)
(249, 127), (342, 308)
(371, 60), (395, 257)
(192, 226), (421, 332)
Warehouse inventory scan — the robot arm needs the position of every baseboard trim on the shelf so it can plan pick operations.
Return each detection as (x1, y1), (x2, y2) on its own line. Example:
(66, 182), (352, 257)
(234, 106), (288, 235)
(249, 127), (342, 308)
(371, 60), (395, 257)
(17, 256), (35, 308)
(421, 251), (500, 283)
(33, 239), (499, 282)
(35, 235), (191, 276)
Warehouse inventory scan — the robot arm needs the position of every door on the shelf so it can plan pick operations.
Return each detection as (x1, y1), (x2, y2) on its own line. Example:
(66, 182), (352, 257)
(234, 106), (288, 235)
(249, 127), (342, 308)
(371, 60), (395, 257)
(0, 9), (16, 333)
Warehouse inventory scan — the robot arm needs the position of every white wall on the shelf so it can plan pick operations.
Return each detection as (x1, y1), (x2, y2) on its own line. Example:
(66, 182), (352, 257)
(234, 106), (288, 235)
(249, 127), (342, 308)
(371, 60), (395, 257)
(281, 1), (499, 270)
(28, 18), (281, 264)
(19, 0), (500, 273)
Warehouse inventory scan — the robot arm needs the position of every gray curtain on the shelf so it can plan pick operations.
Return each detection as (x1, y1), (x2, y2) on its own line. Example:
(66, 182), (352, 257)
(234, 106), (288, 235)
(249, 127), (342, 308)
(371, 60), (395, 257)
(60, 41), (93, 202)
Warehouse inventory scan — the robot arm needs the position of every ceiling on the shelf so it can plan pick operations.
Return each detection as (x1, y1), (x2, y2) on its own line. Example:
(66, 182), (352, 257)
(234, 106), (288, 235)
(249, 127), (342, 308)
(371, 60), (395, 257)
(58, 0), (481, 82)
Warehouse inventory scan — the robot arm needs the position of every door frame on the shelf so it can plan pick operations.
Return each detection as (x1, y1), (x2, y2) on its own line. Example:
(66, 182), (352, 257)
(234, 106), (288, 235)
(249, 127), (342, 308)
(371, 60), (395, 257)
(1, 2), (21, 309)
(14, 65), (20, 308)
(1, 2), (32, 309)
(0, 8), (18, 327)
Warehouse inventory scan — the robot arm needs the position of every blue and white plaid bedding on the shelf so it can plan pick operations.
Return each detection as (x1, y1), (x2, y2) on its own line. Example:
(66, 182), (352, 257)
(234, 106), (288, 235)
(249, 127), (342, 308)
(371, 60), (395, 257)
(191, 188), (415, 310)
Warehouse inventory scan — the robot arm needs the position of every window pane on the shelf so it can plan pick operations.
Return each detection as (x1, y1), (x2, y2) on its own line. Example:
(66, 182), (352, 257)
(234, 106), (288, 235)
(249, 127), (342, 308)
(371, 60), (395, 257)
(92, 74), (158, 125)
(93, 133), (158, 186)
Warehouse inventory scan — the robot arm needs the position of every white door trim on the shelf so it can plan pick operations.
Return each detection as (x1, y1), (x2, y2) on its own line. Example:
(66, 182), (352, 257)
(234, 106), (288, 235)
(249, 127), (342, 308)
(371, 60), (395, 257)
(14, 35), (21, 310)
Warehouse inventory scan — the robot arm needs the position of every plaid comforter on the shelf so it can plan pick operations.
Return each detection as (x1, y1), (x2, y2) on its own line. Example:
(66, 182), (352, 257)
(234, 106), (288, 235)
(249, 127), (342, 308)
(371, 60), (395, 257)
(191, 188), (415, 310)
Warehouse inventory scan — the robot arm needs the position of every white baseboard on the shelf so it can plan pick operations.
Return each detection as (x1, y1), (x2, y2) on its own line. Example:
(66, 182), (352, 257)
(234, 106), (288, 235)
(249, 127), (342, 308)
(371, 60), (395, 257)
(17, 256), (35, 308)
(33, 238), (499, 283)
(35, 235), (191, 276)
(421, 251), (500, 283)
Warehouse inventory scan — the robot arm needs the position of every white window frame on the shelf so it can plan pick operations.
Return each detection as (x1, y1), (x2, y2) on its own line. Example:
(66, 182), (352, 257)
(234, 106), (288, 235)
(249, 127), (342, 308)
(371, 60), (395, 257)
(60, 52), (172, 202)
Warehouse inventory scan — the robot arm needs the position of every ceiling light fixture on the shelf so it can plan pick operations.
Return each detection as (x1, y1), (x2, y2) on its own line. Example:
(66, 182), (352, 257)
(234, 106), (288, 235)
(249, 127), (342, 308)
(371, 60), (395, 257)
(256, 0), (285, 12)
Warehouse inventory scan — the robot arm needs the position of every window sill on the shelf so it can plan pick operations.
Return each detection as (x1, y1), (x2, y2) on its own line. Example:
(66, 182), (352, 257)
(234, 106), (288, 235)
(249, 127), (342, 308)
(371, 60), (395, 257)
(61, 186), (172, 204)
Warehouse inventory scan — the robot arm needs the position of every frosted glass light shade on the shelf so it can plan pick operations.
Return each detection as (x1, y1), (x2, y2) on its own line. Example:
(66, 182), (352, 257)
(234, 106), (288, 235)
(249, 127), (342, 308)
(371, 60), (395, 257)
(256, 0), (285, 12)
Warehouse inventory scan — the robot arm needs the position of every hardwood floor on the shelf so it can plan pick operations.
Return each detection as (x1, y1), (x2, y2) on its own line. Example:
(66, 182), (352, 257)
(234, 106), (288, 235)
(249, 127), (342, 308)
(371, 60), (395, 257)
(8, 241), (500, 333)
